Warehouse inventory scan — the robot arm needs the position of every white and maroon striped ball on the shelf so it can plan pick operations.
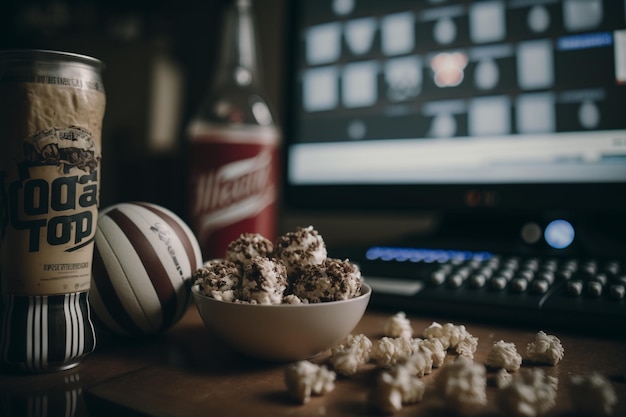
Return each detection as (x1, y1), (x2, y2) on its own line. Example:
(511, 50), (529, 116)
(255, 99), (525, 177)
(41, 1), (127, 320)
(90, 202), (202, 337)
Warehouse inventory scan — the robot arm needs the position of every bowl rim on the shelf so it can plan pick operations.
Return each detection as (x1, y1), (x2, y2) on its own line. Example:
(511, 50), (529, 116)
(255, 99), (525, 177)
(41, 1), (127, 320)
(191, 282), (371, 308)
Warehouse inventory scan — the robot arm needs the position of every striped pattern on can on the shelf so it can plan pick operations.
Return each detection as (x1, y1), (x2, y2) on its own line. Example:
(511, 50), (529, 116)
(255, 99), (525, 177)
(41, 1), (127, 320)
(90, 202), (202, 337)
(0, 292), (96, 372)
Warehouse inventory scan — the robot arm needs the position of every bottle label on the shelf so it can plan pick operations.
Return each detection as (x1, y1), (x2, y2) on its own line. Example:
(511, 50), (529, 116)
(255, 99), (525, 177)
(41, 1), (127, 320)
(188, 125), (280, 259)
(0, 79), (105, 296)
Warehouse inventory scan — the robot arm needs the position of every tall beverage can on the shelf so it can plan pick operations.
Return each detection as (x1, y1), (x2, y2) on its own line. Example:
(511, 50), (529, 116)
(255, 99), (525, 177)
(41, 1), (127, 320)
(0, 50), (105, 372)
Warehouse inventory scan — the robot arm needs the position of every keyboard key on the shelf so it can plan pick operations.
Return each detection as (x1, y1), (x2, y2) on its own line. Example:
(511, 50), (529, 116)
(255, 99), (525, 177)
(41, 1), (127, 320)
(587, 281), (603, 297)
(431, 270), (447, 285)
(491, 276), (507, 290)
(456, 266), (472, 279)
(537, 270), (555, 285)
(511, 277), (528, 293)
(523, 258), (540, 271)
(469, 273), (487, 289)
(517, 269), (535, 281)
(610, 284), (625, 300)
(542, 260), (558, 272)
(478, 267), (494, 279)
(557, 269), (574, 280)
(497, 269), (515, 281)
(604, 261), (620, 277)
(567, 280), (583, 296)
(531, 279), (549, 294)
(562, 260), (579, 272)
(592, 273), (608, 286)
(581, 261), (598, 277)
(447, 274), (464, 288)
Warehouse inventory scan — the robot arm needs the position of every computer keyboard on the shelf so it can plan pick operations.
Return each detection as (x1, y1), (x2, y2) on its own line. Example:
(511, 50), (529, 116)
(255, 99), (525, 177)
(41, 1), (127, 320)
(348, 246), (626, 337)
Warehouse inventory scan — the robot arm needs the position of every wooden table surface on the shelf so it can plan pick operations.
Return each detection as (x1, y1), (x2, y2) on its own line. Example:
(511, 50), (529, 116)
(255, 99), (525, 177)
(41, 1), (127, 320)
(1, 306), (625, 417)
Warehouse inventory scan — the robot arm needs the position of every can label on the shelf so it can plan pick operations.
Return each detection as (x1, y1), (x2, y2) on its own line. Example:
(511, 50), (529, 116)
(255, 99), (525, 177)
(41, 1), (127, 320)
(0, 68), (105, 296)
(188, 123), (279, 260)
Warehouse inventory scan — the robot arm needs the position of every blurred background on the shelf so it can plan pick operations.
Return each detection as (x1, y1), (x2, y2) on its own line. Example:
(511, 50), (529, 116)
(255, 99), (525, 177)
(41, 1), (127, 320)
(0, 0), (428, 247)
(0, 0), (299, 228)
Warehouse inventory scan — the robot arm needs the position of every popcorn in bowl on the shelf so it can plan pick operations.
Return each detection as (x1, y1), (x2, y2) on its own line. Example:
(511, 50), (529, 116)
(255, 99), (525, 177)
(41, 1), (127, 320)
(193, 226), (363, 305)
(190, 226), (371, 361)
(275, 225), (327, 276)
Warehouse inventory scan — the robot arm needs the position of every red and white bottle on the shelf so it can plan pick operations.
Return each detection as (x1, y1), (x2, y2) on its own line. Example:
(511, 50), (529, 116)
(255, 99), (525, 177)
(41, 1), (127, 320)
(187, 0), (280, 260)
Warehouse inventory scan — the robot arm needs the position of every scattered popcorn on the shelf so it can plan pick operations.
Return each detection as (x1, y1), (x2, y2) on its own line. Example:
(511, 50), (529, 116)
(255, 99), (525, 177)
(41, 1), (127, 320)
(417, 338), (447, 367)
(283, 311), (577, 415)
(284, 360), (336, 404)
(329, 334), (372, 376)
(372, 337), (416, 368)
(383, 311), (413, 339)
(526, 331), (564, 365)
(434, 356), (487, 414)
(495, 368), (558, 417)
(400, 346), (433, 377)
(423, 322), (448, 347)
(496, 368), (513, 388)
(455, 334), (479, 359)
(486, 340), (522, 372)
(442, 323), (469, 348)
(568, 372), (617, 416)
(423, 322), (478, 358)
(369, 364), (426, 414)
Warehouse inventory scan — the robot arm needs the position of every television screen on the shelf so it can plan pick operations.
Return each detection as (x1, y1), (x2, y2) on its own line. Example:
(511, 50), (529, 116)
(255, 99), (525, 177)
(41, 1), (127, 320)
(282, 0), (626, 255)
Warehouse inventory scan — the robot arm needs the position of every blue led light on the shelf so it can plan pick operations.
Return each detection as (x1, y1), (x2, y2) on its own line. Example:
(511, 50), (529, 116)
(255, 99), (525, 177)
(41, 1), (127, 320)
(365, 246), (385, 260)
(557, 31), (612, 51)
(364, 246), (493, 263)
(474, 251), (493, 262)
(544, 219), (575, 249)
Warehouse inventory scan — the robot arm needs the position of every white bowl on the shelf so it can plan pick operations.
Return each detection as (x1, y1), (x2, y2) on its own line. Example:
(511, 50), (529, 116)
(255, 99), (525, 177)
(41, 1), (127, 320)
(191, 283), (372, 361)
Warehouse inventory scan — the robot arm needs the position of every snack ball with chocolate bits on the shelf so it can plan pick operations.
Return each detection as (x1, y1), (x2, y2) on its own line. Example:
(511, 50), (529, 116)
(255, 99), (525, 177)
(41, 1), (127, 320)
(226, 233), (274, 267)
(193, 259), (242, 302)
(292, 258), (362, 303)
(275, 226), (327, 276)
(241, 257), (289, 305)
